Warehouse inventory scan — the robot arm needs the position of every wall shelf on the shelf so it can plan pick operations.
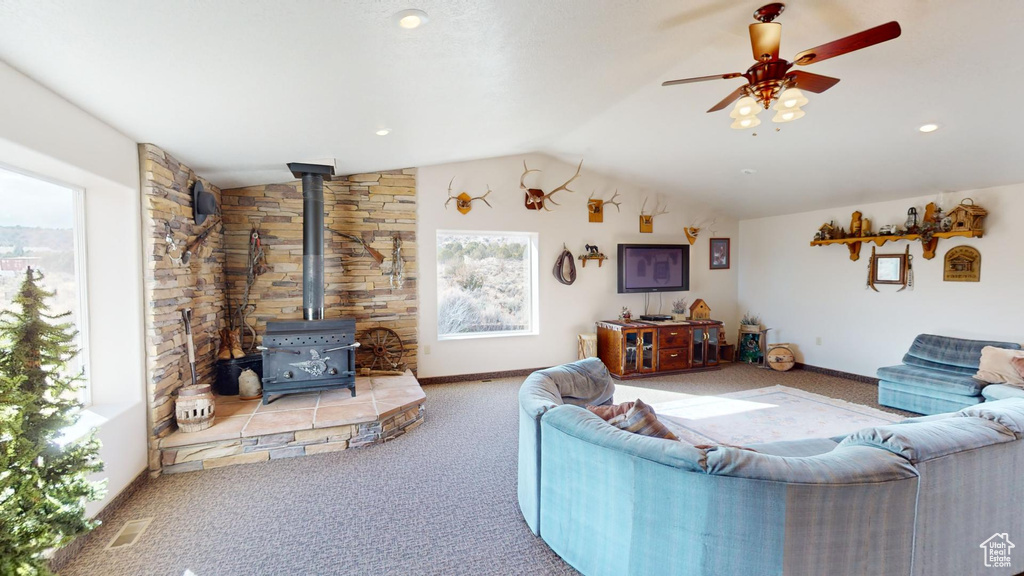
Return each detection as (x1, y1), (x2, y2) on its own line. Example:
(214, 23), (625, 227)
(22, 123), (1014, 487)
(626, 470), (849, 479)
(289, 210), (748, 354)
(810, 229), (983, 261)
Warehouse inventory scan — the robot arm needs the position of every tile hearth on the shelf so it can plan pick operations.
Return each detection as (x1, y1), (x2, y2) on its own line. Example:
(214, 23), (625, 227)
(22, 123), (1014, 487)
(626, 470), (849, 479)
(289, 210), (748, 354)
(157, 371), (425, 474)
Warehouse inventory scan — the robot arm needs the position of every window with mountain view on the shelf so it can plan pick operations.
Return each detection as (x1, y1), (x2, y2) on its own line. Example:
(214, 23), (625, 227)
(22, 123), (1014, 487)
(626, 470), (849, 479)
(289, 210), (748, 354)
(437, 231), (538, 338)
(0, 166), (89, 403)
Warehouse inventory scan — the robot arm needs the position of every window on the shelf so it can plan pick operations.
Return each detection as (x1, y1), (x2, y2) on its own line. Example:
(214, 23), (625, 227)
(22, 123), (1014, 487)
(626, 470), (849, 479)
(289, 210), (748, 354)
(437, 230), (539, 339)
(0, 165), (90, 403)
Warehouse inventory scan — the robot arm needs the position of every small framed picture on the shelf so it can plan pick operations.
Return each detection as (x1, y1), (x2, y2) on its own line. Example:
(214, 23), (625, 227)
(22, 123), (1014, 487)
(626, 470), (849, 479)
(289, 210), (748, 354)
(709, 238), (730, 270)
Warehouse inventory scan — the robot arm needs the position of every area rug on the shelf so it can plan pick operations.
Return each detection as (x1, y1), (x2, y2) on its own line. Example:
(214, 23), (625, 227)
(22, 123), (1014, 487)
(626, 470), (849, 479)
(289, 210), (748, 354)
(644, 385), (903, 446)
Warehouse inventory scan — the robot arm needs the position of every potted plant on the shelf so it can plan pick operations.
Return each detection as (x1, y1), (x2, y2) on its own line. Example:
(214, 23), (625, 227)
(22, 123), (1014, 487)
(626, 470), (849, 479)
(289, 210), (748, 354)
(740, 311), (762, 333)
(671, 298), (689, 321)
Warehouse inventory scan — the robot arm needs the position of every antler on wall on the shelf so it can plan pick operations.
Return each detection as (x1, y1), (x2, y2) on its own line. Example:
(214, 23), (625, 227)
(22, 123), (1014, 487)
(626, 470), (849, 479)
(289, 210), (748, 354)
(445, 177), (492, 214)
(588, 189), (622, 222)
(639, 196), (669, 233)
(521, 159), (583, 211)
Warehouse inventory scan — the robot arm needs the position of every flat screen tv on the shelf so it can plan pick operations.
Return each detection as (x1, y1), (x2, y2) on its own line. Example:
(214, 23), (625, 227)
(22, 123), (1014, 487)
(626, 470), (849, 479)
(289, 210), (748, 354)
(617, 244), (689, 293)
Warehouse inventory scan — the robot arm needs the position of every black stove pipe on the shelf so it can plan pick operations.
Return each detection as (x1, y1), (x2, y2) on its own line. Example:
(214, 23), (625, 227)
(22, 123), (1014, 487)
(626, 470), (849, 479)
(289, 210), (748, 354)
(287, 162), (335, 321)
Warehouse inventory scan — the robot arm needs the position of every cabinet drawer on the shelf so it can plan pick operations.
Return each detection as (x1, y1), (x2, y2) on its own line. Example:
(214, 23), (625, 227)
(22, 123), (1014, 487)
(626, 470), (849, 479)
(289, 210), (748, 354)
(659, 328), (690, 349)
(659, 348), (690, 371)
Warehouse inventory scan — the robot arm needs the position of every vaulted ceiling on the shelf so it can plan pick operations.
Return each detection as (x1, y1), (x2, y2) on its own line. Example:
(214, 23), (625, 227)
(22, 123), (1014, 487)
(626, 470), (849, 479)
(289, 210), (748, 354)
(1, 0), (1021, 218)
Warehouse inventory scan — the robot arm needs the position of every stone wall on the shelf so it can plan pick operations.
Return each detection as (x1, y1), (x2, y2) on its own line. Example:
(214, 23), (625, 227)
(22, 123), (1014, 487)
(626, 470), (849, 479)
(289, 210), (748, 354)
(139, 143), (228, 473)
(221, 170), (418, 373)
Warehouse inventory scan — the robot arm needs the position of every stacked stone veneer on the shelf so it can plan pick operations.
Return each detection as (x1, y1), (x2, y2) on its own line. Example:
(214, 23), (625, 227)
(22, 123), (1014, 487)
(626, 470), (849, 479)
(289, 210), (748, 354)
(159, 403), (424, 473)
(140, 144), (228, 473)
(221, 170), (417, 372)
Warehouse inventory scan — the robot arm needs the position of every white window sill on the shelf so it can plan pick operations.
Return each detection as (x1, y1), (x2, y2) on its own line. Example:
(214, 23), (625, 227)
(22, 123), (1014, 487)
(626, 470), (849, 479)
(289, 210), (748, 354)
(438, 329), (539, 341)
(56, 402), (133, 446)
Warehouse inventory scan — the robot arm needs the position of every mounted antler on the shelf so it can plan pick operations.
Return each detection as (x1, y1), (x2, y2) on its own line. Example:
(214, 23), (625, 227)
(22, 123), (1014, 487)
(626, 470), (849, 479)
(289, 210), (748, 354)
(684, 217), (716, 244)
(521, 160), (582, 211)
(639, 196), (669, 233)
(446, 177), (492, 214)
(587, 189), (622, 222)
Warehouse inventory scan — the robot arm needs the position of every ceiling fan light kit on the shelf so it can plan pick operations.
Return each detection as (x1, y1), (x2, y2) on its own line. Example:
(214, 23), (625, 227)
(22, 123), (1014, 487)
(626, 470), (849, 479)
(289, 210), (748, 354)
(662, 3), (900, 129)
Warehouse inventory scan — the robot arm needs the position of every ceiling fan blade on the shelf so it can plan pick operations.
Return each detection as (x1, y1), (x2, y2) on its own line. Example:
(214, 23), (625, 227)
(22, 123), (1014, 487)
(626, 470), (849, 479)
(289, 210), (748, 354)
(707, 85), (748, 113)
(788, 70), (840, 93)
(749, 22), (782, 61)
(793, 21), (901, 66)
(662, 73), (743, 87)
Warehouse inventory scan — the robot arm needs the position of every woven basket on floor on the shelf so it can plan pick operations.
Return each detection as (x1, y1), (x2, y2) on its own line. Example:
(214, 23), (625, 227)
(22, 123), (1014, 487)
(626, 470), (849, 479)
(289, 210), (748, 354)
(175, 384), (216, 433)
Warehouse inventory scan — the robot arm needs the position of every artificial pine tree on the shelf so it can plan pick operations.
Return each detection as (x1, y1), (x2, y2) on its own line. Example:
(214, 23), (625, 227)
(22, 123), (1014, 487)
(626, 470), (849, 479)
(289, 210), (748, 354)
(0, 267), (104, 576)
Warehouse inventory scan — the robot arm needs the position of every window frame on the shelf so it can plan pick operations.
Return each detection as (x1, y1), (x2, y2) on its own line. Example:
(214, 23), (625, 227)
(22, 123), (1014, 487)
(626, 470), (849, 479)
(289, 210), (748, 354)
(436, 229), (540, 341)
(0, 162), (92, 405)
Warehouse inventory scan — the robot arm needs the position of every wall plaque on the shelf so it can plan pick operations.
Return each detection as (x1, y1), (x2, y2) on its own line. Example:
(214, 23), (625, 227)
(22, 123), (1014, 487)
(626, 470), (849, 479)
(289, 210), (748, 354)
(943, 245), (981, 282)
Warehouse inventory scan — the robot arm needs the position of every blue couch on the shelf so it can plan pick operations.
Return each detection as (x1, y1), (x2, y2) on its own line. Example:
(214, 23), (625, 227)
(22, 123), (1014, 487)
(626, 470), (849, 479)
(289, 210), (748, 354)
(518, 366), (1024, 576)
(877, 334), (1021, 414)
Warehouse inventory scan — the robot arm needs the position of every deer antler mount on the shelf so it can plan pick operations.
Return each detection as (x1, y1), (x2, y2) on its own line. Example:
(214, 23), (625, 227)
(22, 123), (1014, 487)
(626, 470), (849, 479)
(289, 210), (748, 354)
(520, 160), (582, 211)
(639, 196), (669, 233)
(445, 177), (492, 215)
(588, 189), (622, 223)
(684, 218), (717, 245)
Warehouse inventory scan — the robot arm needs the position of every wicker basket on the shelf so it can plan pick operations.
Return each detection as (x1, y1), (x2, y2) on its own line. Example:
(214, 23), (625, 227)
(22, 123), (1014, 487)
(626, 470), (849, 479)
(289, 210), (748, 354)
(175, 384), (216, 433)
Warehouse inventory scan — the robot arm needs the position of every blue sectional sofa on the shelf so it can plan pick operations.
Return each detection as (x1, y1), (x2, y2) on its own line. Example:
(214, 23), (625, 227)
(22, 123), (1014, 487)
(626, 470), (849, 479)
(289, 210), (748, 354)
(518, 364), (1024, 576)
(877, 334), (1021, 414)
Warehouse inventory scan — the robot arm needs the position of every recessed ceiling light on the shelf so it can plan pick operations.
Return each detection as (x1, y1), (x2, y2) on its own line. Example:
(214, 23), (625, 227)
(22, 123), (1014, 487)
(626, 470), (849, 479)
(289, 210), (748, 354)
(394, 9), (428, 29)
(919, 123), (940, 133)
(375, 129), (391, 136)
(741, 168), (757, 175)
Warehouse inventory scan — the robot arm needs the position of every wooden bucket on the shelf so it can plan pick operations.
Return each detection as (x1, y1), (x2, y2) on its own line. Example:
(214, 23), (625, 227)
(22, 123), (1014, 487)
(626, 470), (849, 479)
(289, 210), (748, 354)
(175, 384), (216, 433)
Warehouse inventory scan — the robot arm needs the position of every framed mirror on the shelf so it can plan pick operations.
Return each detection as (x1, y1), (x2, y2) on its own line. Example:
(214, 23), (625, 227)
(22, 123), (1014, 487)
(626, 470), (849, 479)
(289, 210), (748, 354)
(873, 253), (906, 284)
(868, 246), (911, 292)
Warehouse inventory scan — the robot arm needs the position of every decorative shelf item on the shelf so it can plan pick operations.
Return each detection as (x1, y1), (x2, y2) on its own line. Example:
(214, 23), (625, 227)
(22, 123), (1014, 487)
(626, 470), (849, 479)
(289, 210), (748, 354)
(810, 201), (985, 261)
(578, 244), (607, 267)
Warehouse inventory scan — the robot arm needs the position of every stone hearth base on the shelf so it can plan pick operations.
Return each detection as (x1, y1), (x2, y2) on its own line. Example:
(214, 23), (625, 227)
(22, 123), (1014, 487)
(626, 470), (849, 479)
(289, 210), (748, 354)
(158, 371), (424, 474)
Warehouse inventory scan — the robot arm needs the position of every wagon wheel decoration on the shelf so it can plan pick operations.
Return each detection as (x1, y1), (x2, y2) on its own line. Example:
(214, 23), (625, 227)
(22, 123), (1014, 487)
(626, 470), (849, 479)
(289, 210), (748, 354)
(361, 327), (405, 371)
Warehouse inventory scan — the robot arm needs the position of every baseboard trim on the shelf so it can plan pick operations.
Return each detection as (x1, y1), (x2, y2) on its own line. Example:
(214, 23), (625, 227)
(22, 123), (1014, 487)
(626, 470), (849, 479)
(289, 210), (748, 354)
(795, 362), (878, 384)
(418, 366), (548, 385)
(48, 469), (150, 573)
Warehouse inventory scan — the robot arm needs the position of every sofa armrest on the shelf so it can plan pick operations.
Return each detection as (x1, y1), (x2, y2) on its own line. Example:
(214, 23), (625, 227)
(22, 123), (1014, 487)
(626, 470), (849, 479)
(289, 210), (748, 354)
(840, 416), (1015, 464)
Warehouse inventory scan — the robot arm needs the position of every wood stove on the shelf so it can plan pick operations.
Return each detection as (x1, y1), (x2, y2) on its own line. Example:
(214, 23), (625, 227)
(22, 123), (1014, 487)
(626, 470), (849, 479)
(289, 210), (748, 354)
(260, 162), (359, 404)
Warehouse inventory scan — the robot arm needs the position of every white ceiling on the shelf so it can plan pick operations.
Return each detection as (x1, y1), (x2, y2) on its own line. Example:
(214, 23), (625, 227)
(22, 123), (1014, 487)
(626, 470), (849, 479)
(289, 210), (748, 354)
(0, 0), (1022, 219)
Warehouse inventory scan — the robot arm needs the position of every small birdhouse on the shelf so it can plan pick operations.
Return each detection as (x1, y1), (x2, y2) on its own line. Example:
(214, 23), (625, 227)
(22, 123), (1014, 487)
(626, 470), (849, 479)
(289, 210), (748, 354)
(946, 198), (987, 232)
(689, 299), (711, 320)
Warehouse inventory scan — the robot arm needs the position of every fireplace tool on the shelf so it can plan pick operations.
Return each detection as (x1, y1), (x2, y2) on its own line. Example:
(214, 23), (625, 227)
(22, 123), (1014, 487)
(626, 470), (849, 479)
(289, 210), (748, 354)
(181, 308), (198, 387)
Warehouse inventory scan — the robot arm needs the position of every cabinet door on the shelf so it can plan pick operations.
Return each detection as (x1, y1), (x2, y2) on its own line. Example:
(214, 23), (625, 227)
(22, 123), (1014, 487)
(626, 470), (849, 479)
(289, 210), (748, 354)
(706, 326), (720, 366)
(639, 328), (658, 373)
(622, 330), (640, 374)
(691, 327), (705, 366)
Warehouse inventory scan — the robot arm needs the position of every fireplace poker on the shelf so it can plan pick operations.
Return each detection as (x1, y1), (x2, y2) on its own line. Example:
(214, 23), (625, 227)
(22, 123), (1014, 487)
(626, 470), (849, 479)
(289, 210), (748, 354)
(181, 308), (198, 386)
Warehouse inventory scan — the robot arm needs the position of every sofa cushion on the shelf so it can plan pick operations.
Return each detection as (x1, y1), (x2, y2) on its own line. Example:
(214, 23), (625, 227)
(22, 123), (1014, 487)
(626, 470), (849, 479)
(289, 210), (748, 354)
(877, 364), (986, 396)
(982, 383), (1024, 402)
(705, 445), (917, 483)
(958, 398), (1024, 438)
(839, 416), (1016, 464)
(902, 334), (1020, 374)
(607, 399), (678, 440)
(536, 357), (615, 407)
(518, 357), (614, 418)
(743, 437), (839, 457)
(975, 346), (1024, 385)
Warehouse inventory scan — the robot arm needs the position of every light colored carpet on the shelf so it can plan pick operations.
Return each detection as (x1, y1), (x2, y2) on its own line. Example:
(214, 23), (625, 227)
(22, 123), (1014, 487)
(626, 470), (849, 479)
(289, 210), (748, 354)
(649, 385), (903, 445)
(59, 364), (911, 576)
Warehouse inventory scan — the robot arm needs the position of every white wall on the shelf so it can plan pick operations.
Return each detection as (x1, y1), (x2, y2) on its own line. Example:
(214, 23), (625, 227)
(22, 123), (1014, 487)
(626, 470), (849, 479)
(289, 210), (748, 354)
(0, 60), (146, 516)
(416, 154), (739, 378)
(738, 185), (1024, 377)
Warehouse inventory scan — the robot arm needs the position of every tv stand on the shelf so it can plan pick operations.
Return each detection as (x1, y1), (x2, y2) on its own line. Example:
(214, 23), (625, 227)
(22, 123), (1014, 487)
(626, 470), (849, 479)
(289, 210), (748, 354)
(596, 319), (723, 379)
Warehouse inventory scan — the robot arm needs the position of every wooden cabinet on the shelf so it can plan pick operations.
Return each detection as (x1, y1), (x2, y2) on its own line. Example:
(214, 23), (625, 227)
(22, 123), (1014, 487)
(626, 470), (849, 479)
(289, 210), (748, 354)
(596, 320), (723, 379)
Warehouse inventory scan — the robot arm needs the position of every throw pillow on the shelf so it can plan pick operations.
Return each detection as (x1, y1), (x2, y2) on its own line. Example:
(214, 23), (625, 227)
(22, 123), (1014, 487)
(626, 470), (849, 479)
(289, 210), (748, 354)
(607, 399), (678, 440)
(1013, 357), (1024, 382)
(586, 402), (634, 421)
(974, 346), (1024, 386)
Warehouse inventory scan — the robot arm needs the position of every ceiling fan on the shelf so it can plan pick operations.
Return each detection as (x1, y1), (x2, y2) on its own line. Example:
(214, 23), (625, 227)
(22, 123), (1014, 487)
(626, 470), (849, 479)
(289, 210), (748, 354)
(662, 3), (901, 128)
